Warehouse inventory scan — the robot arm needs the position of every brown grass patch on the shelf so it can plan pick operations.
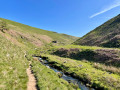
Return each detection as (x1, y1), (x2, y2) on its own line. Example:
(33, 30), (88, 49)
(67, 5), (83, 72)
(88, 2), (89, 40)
(7, 30), (43, 47)
(36, 34), (52, 43)
(0, 31), (24, 47)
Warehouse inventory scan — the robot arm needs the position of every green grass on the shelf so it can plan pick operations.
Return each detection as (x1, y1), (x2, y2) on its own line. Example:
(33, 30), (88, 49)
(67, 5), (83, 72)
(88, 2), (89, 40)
(1, 16), (120, 90)
(51, 45), (120, 50)
(34, 45), (104, 56)
(0, 18), (79, 89)
(31, 58), (80, 90)
(40, 54), (120, 90)
(0, 34), (29, 89)
(0, 18), (78, 45)
(44, 45), (120, 67)
(53, 45), (103, 50)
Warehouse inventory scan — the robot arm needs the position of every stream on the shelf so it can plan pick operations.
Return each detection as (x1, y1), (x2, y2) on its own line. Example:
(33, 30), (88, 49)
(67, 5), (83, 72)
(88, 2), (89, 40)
(37, 57), (95, 90)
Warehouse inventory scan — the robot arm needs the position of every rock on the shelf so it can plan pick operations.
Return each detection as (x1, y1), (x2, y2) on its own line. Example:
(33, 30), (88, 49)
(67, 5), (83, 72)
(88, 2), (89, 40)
(57, 72), (63, 78)
(86, 83), (90, 87)
(39, 58), (42, 60)
(67, 80), (71, 83)
(79, 65), (83, 67)
(63, 61), (67, 63)
(40, 60), (43, 62)
(46, 66), (50, 68)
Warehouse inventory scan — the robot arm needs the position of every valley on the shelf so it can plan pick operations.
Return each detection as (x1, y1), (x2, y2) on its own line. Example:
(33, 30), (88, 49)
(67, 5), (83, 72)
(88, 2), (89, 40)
(0, 15), (120, 90)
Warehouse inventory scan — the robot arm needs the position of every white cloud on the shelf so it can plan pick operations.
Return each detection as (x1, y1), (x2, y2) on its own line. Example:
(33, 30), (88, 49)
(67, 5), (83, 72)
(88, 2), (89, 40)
(90, 0), (120, 18)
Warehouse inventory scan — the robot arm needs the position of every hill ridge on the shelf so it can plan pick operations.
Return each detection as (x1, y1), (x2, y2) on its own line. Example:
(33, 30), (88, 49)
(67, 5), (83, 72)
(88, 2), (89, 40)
(73, 14), (120, 48)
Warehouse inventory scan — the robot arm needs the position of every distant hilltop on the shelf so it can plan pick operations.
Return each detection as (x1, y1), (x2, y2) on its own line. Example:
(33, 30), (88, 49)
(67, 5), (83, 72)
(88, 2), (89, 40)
(73, 14), (120, 48)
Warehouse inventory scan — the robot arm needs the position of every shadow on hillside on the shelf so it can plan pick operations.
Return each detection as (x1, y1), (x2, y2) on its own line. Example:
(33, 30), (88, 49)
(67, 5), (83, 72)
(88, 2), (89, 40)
(52, 48), (120, 67)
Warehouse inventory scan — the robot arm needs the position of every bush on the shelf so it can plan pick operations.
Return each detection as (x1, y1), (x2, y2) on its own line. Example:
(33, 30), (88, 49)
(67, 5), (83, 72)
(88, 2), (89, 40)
(0, 20), (9, 32)
(53, 48), (96, 60)
(102, 35), (120, 48)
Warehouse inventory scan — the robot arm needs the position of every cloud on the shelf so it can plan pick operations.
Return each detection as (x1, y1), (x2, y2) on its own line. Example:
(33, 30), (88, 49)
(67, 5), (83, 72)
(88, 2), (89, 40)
(90, 0), (120, 18)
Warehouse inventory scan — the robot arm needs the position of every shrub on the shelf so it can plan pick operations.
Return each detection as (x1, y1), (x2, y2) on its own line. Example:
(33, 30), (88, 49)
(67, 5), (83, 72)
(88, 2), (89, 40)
(0, 20), (9, 32)
(102, 35), (120, 48)
(53, 48), (96, 60)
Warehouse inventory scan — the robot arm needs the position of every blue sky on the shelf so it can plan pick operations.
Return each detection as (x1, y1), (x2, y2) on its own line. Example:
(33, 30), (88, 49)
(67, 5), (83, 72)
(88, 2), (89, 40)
(0, 0), (120, 37)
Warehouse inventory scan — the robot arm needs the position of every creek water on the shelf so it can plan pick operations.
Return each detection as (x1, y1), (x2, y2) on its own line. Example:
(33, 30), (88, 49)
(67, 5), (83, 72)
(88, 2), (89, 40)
(38, 57), (95, 90)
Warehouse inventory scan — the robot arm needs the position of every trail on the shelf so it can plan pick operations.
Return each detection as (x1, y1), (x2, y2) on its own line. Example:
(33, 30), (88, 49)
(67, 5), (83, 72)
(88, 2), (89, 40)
(27, 61), (37, 90)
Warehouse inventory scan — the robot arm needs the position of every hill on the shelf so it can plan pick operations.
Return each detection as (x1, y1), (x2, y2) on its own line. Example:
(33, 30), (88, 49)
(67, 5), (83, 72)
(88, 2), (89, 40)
(0, 18), (78, 49)
(1, 17), (120, 90)
(0, 18), (79, 89)
(73, 14), (120, 48)
(36, 45), (120, 89)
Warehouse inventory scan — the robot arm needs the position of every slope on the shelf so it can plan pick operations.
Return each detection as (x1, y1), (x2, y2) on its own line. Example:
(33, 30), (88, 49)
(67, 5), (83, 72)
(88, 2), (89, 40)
(0, 18), (79, 89)
(73, 14), (120, 48)
(0, 18), (78, 49)
(0, 33), (29, 89)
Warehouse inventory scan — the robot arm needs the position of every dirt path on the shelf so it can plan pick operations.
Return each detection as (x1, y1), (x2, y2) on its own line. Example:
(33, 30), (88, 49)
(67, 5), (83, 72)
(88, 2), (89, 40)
(27, 62), (37, 90)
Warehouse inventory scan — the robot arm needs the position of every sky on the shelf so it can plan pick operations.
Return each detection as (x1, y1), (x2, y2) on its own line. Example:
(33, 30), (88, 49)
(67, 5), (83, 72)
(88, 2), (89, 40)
(0, 0), (120, 37)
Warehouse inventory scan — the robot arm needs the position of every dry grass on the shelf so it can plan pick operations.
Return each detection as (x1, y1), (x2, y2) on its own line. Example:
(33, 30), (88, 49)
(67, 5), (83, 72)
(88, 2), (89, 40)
(0, 31), (25, 47)
(6, 29), (53, 47)
(93, 63), (120, 75)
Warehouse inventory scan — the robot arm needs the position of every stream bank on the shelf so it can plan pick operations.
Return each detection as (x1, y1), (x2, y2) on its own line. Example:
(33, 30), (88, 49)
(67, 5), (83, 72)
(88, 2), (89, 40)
(35, 56), (95, 90)
(35, 55), (120, 90)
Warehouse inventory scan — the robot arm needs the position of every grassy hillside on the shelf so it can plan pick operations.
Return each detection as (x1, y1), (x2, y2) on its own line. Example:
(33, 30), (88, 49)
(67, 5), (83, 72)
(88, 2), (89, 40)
(1, 17), (120, 89)
(41, 45), (120, 67)
(40, 54), (120, 90)
(0, 33), (79, 89)
(35, 44), (120, 89)
(0, 18), (80, 90)
(73, 14), (120, 48)
(0, 34), (29, 89)
(0, 18), (78, 49)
